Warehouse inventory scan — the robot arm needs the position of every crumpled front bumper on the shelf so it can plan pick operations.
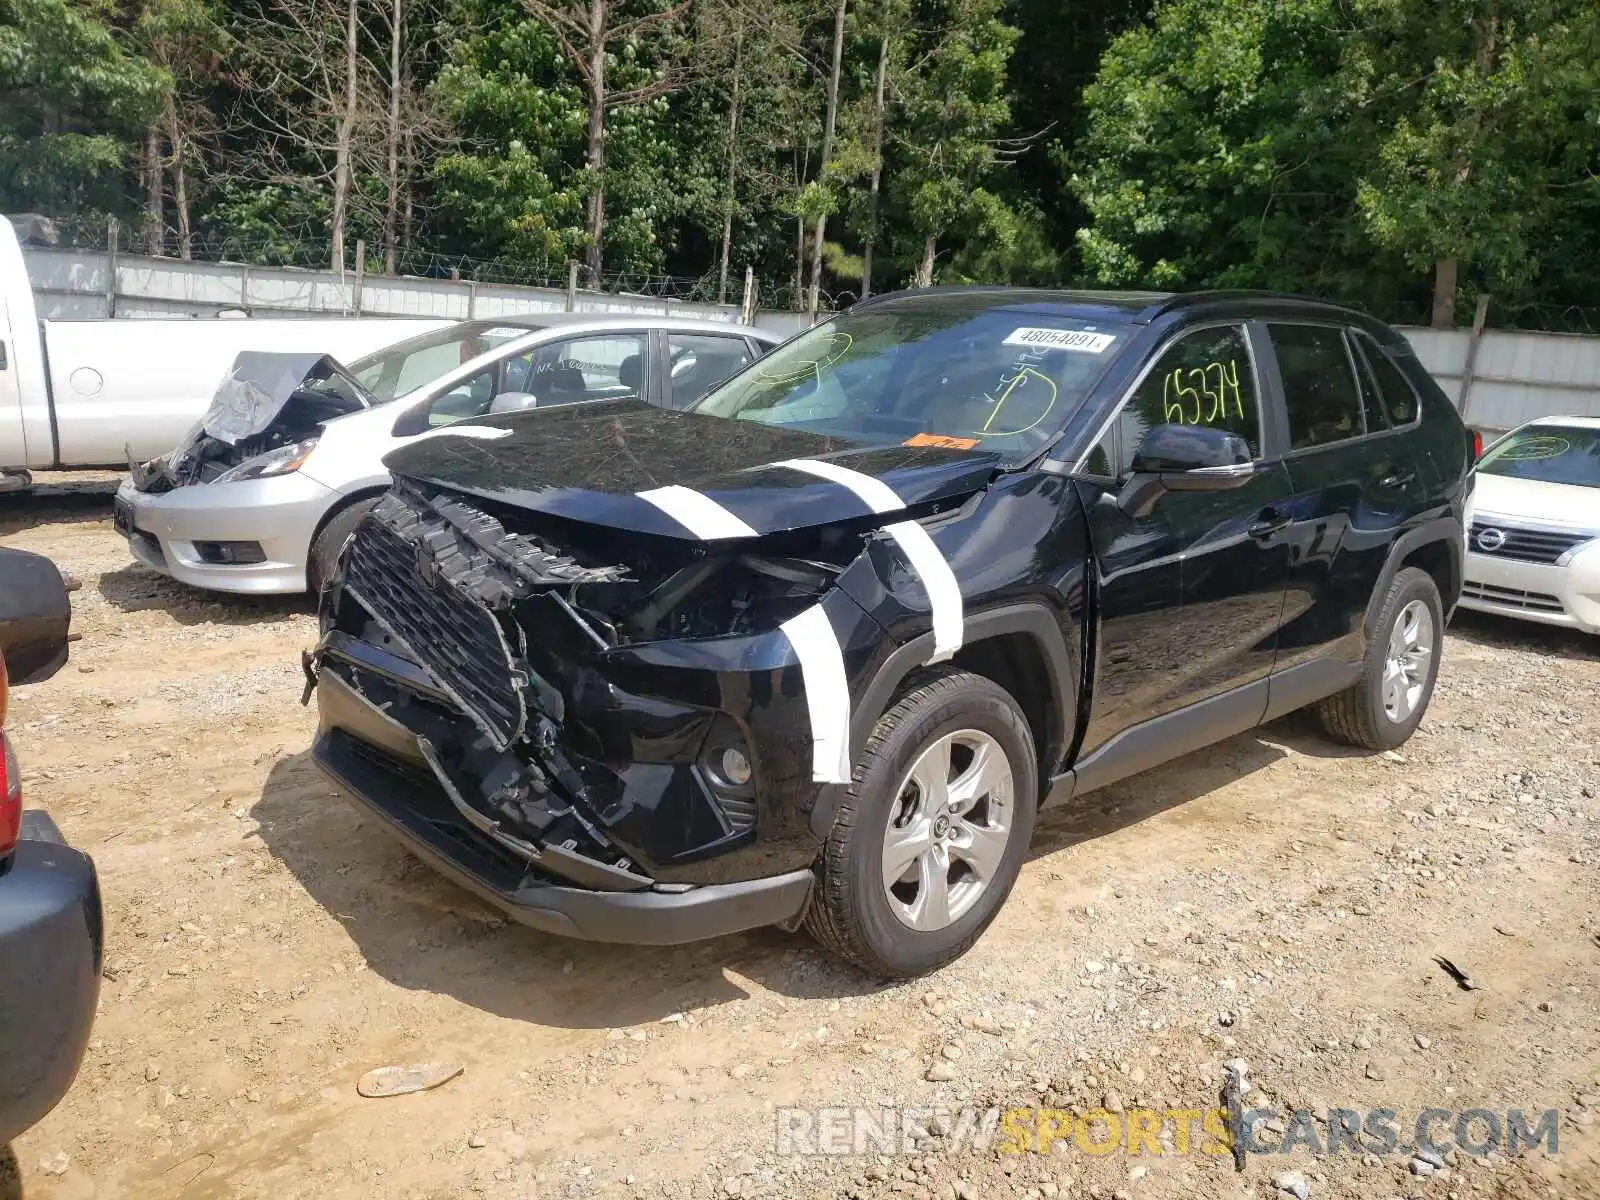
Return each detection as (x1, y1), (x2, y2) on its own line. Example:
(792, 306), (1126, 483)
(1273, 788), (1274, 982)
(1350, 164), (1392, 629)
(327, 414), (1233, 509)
(311, 667), (816, 944)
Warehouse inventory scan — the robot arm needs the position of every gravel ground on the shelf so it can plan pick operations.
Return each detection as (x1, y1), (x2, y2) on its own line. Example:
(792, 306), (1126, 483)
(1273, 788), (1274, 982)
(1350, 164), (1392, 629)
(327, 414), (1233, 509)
(1, 476), (1597, 1200)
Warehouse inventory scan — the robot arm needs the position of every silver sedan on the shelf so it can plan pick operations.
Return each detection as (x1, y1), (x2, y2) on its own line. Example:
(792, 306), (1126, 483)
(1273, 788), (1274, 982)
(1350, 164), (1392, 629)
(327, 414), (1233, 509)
(116, 314), (782, 594)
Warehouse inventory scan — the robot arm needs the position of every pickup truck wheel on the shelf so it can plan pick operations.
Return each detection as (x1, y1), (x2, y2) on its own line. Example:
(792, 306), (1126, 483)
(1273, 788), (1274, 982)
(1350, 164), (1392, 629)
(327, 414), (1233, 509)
(1316, 566), (1442, 751)
(307, 498), (379, 597)
(805, 668), (1037, 979)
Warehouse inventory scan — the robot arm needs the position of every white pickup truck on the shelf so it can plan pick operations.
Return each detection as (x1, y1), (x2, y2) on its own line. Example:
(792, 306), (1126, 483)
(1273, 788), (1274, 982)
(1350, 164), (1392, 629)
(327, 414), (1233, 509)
(0, 218), (446, 490)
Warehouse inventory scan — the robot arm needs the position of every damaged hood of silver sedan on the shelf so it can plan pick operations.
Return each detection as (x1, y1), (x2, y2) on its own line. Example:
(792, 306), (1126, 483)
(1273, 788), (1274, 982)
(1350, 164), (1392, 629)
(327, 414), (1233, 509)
(380, 397), (1004, 541)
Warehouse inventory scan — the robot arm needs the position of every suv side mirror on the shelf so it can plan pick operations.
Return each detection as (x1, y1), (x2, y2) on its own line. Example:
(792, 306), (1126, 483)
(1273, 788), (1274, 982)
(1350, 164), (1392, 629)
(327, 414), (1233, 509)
(0, 547), (72, 684)
(1130, 423), (1255, 491)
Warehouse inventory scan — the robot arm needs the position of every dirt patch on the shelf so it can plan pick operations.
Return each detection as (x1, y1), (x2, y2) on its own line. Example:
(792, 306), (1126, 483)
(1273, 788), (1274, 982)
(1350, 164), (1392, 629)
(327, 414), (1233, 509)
(3, 480), (1597, 1200)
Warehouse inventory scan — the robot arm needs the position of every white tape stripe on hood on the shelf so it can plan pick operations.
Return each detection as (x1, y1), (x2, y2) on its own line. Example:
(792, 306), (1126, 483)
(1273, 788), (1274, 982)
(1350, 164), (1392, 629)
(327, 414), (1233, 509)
(636, 485), (759, 540)
(780, 604), (853, 784)
(777, 457), (964, 661)
(775, 457), (905, 514)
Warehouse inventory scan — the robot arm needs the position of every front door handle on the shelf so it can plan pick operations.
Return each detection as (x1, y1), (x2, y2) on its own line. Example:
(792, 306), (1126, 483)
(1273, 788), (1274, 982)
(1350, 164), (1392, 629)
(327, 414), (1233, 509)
(1248, 507), (1291, 539)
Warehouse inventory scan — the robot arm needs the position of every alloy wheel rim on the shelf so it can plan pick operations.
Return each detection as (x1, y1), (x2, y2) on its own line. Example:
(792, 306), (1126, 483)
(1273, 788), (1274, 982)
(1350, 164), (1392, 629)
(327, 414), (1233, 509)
(1382, 599), (1434, 723)
(881, 730), (1014, 932)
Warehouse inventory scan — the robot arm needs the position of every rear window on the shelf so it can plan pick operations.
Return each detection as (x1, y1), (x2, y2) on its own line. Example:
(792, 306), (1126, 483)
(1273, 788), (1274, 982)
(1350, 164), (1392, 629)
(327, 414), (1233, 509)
(1479, 425), (1600, 489)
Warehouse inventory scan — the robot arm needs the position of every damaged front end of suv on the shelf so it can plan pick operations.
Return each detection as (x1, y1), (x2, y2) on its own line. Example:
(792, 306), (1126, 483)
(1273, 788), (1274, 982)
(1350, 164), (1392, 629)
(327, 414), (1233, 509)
(303, 395), (1009, 944)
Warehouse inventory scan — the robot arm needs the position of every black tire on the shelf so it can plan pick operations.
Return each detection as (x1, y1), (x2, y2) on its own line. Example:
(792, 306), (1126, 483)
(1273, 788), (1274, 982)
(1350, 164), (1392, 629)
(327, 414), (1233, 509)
(1316, 566), (1443, 751)
(805, 667), (1038, 979)
(307, 497), (379, 597)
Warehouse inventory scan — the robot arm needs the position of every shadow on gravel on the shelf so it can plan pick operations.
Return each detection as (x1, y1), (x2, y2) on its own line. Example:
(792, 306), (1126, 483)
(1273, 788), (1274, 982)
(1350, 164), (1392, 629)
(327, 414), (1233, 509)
(252, 752), (885, 1030)
(98, 565), (314, 626)
(1029, 729), (1290, 860)
(0, 486), (116, 537)
(0, 1145), (19, 1200)
(1449, 608), (1600, 661)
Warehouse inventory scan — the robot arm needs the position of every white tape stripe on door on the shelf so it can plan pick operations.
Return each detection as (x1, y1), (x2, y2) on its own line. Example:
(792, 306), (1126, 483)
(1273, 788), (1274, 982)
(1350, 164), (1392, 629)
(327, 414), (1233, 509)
(635, 485), (759, 540)
(780, 604), (853, 784)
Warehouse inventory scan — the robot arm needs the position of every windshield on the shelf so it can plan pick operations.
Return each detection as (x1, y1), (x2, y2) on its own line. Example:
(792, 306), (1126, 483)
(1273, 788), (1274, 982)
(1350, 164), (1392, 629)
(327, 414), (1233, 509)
(311, 321), (543, 407)
(692, 306), (1132, 462)
(1479, 425), (1600, 489)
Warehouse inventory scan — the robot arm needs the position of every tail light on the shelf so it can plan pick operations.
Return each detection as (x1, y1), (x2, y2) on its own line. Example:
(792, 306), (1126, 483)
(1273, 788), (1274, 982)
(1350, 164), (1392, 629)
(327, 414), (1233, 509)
(0, 734), (18, 857)
(1471, 429), (1484, 463)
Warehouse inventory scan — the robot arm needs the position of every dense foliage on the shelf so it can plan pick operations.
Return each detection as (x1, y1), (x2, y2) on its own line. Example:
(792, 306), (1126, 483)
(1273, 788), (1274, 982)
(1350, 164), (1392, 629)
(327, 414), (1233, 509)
(1, 0), (1596, 326)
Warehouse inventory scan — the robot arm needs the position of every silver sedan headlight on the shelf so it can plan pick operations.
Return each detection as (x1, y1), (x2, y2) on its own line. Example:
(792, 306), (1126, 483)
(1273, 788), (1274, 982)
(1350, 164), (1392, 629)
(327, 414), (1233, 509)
(212, 438), (320, 485)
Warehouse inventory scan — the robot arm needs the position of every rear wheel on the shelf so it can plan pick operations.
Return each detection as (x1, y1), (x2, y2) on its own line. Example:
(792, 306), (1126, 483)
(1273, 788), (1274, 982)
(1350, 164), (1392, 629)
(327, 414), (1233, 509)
(805, 668), (1037, 978)
(307, 497), (379, 597)
(1316, 566), (1442, 750)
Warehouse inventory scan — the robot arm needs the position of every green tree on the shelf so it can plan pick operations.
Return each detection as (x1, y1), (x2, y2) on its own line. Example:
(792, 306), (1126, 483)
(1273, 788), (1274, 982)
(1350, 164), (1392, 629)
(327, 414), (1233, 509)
(1353, 0), (1600, 326)
(889, 0), (1019, 287)
(1070, 0), (1388, 298)
(0, 0), (165, 228)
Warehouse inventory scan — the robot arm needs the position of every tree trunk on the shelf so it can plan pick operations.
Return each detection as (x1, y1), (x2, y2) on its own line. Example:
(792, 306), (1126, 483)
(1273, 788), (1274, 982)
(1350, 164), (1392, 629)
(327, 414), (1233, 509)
(861, 32), (889, 299)
(384, 0), (402, 274)
(793, 214), (806, 311)
(166, 95), (193, 261)
(1431, 258), (1458, 329)
(582, 0), (607, 289)
(402, 116), (416, 260)
(331, 0), (359, 274)
(806, 0), (848, 316)
(915, 235), (936, 288)
(144, 124), (165, 256)
(717, 22), (744, 306)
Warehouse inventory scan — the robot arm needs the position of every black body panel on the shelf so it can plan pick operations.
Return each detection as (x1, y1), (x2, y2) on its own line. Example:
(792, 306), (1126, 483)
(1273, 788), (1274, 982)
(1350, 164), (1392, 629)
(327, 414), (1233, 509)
(307, 287), (1469, 947)
(0, 546), (72, 684)
(381, 398), (1003, 540)
(0, 813), (103, 1144)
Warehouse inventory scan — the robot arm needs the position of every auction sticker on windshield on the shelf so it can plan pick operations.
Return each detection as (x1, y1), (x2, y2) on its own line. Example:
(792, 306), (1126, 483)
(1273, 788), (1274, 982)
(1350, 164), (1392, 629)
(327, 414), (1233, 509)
(1002, 327), (1117, 354)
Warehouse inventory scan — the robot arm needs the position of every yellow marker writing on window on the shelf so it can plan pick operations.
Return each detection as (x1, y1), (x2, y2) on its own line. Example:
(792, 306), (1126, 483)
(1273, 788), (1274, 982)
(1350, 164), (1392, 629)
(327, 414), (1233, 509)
(1163, 360), (1244, 426)
(981, 368), (1059, 436)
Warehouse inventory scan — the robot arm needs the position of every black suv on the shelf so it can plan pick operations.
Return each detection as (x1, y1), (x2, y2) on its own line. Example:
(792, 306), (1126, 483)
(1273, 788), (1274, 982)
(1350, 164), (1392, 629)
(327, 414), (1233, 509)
(306, 289), (1471, 978)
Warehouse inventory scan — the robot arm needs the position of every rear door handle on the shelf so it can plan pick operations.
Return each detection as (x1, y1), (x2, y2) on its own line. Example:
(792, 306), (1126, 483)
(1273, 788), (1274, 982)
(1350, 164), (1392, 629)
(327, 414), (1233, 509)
(1248, 507), (1291, 539)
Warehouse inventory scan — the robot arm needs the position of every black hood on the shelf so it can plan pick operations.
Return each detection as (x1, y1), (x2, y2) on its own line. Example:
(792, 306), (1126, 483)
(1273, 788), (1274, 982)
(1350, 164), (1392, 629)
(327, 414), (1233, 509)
(381, 399), (1003, 540)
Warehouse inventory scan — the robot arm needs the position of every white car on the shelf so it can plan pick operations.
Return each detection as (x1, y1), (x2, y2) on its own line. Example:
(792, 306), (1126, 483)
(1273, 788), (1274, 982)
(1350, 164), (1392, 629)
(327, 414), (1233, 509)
(116, 315), (782, 594)
(1460, 416), (1600, 633)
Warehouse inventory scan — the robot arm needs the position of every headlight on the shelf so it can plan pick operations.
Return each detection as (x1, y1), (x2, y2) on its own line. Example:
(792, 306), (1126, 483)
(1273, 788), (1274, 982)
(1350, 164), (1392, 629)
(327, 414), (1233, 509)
(213, 438), (320, 485)
(1557, 537), (1600, 568)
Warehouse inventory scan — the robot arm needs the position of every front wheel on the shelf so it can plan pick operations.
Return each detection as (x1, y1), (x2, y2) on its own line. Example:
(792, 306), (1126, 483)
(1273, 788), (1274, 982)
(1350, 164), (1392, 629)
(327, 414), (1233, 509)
(1316, 566), (1443, 751)
(805, 668), (1038, 978)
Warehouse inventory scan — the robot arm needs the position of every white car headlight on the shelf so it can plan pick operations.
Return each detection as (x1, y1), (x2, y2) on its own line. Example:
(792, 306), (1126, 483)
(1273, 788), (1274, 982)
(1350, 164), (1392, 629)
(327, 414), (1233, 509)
(1556, 537), (1600, 568)
(213, 438), (320, 485)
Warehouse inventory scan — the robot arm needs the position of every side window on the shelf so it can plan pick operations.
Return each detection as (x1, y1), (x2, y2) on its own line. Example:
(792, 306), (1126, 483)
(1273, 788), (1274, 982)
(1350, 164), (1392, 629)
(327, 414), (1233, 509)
(535, 333), (647, 402)
(667, 333), (755, 408)
(1347, 331), (1391, 434)
(1087, 324), (1261, 478)
(1270, 323), (1367, 450)
(1354, 333), (1420, 426)
(401, 333), (648, 433)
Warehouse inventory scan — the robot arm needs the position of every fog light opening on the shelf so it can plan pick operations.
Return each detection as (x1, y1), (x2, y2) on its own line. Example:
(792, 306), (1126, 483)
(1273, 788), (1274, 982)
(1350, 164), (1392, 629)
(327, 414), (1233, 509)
(720, 746), (753, 787)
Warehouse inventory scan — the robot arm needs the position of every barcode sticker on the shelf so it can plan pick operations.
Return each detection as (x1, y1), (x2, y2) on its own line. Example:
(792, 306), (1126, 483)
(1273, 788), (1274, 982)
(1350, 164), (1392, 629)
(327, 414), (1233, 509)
(1003, 327), (1117, 354)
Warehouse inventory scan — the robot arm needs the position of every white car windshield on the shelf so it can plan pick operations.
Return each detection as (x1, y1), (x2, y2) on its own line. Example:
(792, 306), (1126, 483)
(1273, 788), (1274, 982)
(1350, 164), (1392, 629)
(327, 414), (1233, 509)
(1479, 425), (1600, 489)
(692, 306), (1132, 463)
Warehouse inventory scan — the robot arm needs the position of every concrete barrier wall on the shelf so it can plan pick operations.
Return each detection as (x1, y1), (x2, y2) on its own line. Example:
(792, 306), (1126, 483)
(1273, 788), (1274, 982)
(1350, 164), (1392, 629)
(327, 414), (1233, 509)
(22, 245), (815, 340)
